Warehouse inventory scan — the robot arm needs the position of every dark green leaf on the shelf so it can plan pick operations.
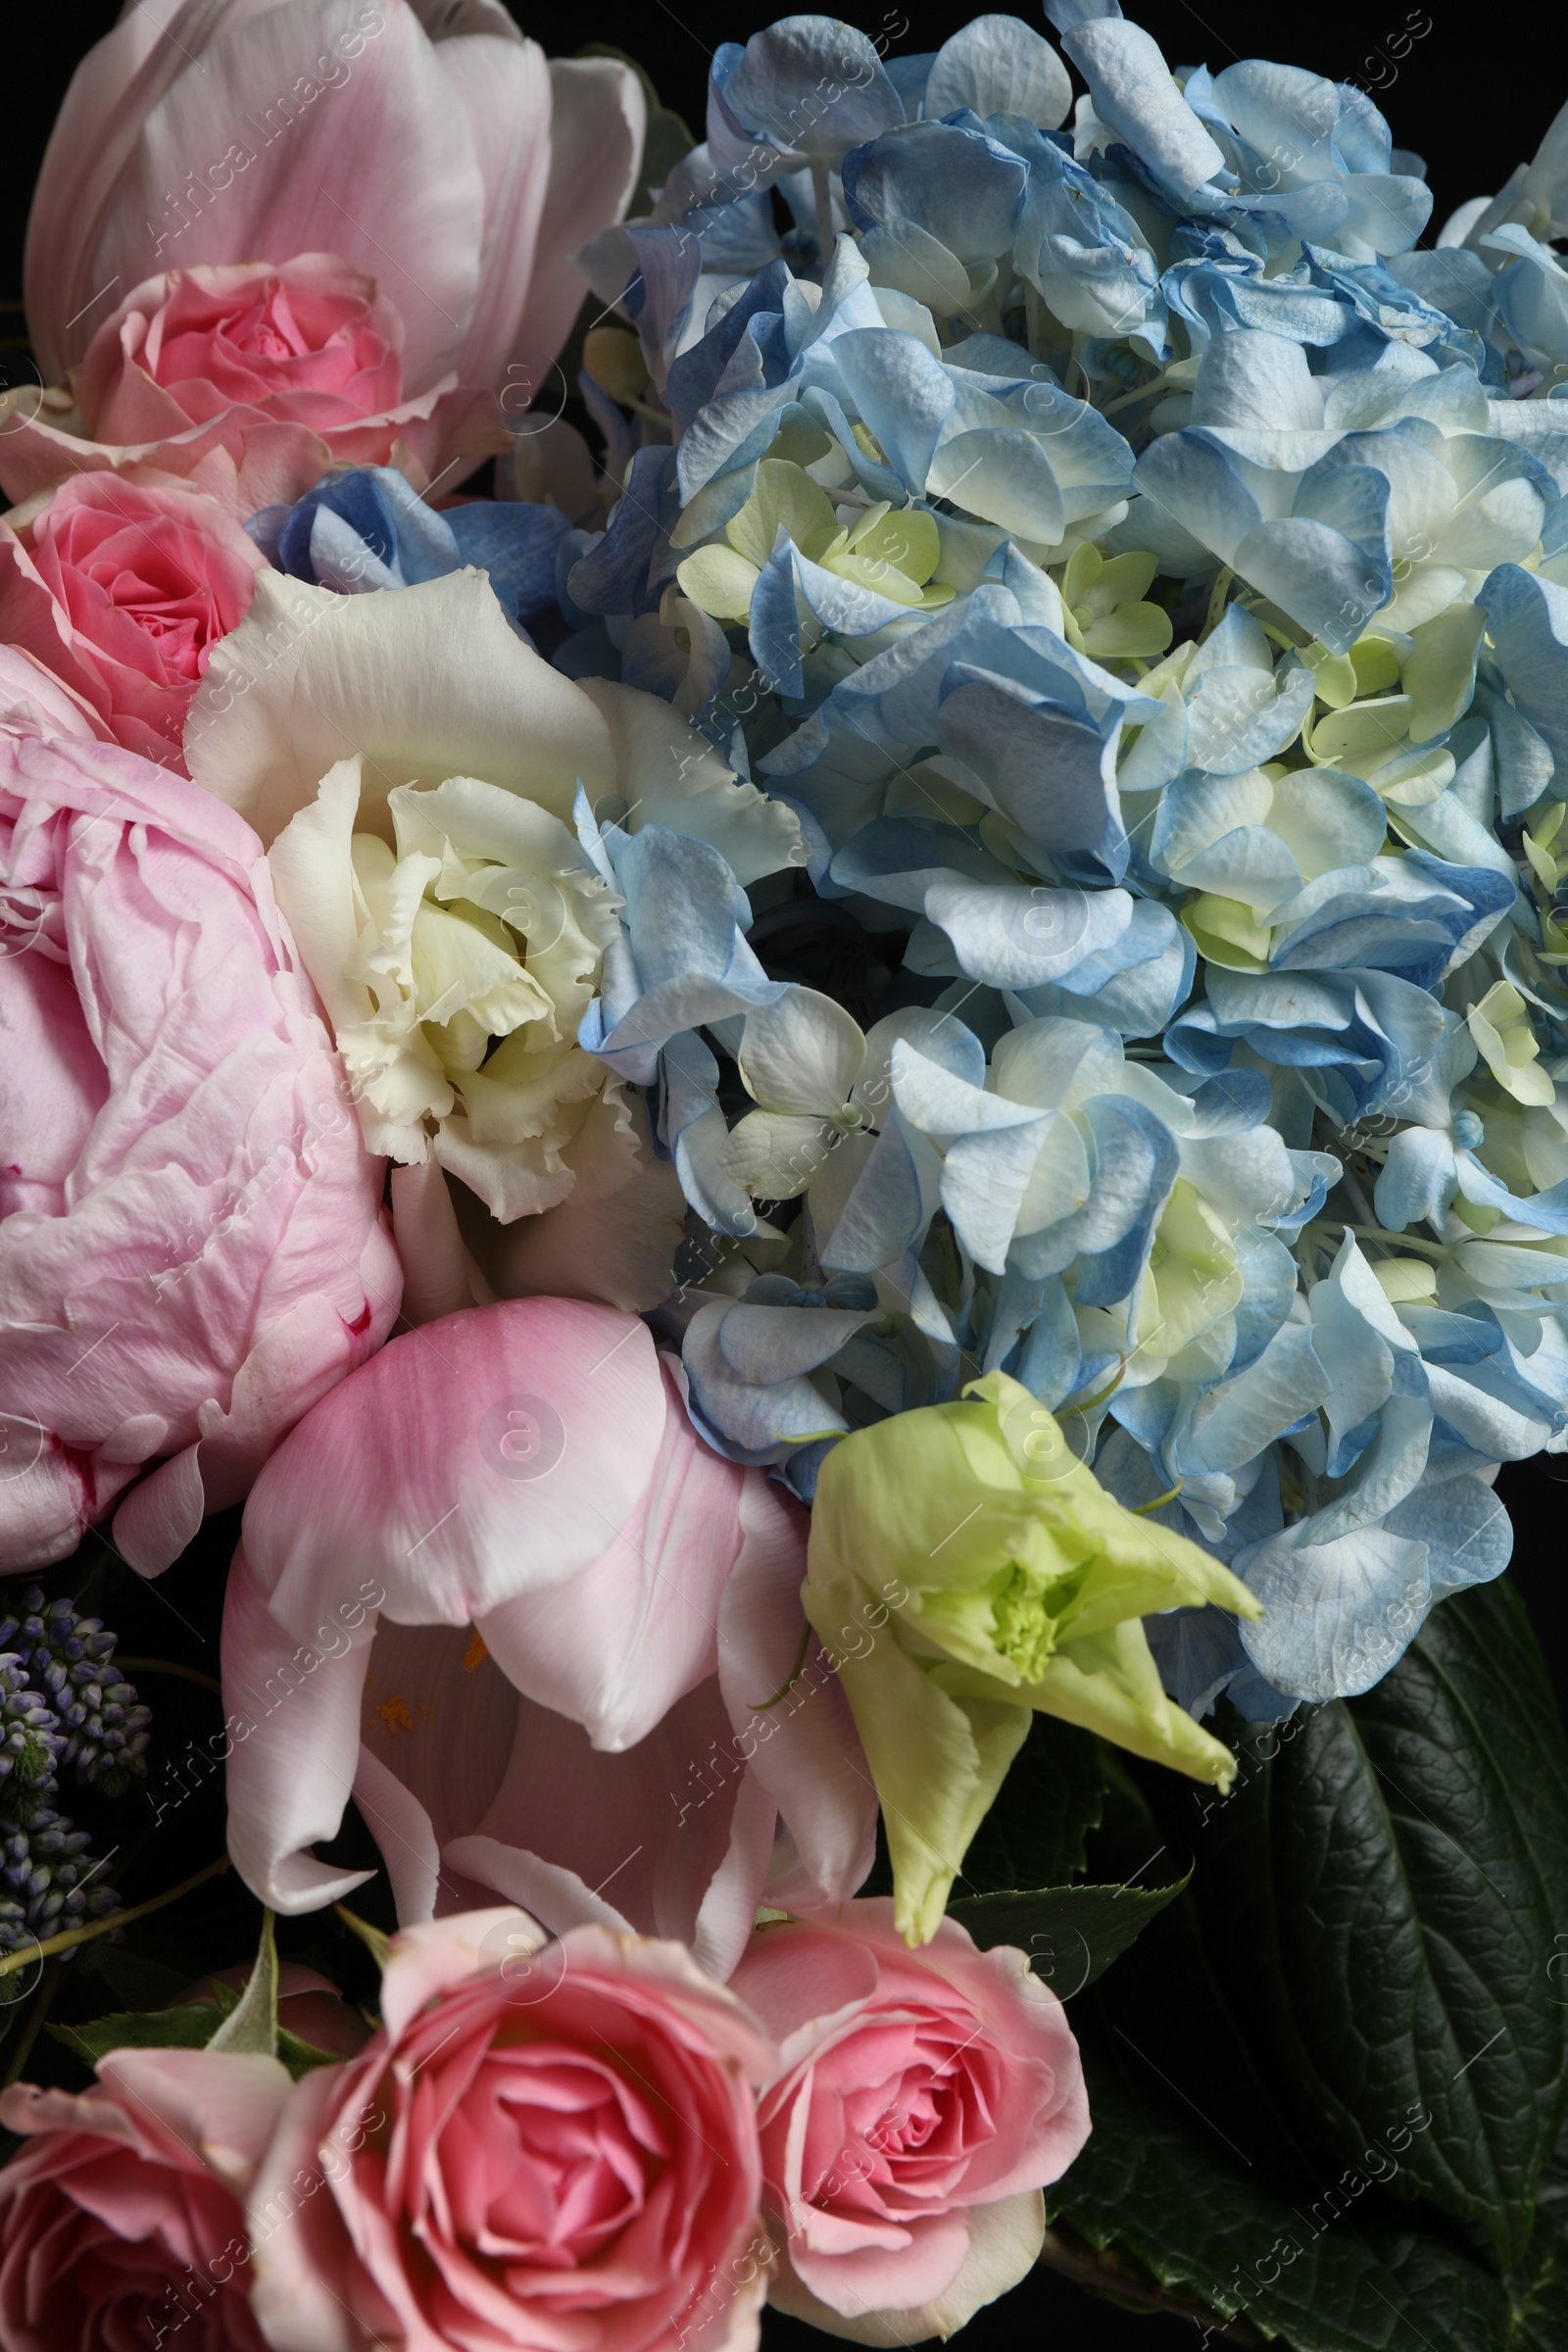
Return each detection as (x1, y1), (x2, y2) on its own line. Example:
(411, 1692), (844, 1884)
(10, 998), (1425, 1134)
(951, 1872), (1188, 1992)
(1177, 1581), (1568, 2267)
(1507, 2120), (1568, 2347)
(275, 2027), (344, 2082)
(50, 2005), (225, 2064)
(956, 1713), (1106, 1895)
(1050, 1879), (1514, 2351)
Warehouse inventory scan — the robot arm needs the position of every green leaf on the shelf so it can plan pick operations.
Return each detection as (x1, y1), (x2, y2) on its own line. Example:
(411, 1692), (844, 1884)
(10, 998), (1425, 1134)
(1050, 1880), (1515, 2351)
(956, 1713), (1106, 1895)
(1181, 1581), (1568, 2267)
(951, 1872), (1188, 1993)
(1507, 2120), (1568, 2347)
(50, 2005), (228, 2064)
(207, 1908), (278, 2059)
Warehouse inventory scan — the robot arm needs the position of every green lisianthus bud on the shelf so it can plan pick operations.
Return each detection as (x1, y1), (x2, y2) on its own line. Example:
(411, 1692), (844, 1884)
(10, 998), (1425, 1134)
(804, 1371), (1264, 1944)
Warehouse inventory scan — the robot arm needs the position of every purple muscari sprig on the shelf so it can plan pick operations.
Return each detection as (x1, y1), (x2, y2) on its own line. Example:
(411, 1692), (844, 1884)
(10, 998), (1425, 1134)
(0, 1800), (120, 1979)
(0, 1654), (62, 1813)
(0, 1589), (151, 1794)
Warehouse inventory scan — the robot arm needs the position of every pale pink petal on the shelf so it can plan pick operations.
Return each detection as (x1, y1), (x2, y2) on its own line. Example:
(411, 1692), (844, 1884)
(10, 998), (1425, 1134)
(463, 1677), (761, 1961)
(65, 1), (485, 394)
(769, 2193), (1047, 2344)
(358, 1619), (518, 1860)
(389, 1160), (490, 1325)
(511, 58), (647, 390)
(433, 28), (553, 399)
(352, 1747), (442, 1927)
(247, 2058), (372, 2352)
(374, 1902), (547, 2041)
(718, 1478), (879, 1908)
(0, 644), (108, 741)
(240, 1298), (668, 1637)
(23, 0), (285, 379)
(441, 1833), (636, 1940)
(96, 2049), (294, 2194)
(221, 1543), (377, 1913)
(472, 1361), (742, 1750)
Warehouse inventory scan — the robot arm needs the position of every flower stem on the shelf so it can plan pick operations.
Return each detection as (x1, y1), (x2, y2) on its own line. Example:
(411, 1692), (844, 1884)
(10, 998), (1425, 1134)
(116, 1658), (222, 1696)
(811, 155), (835, 264)
(0, 1855), (230, 1981)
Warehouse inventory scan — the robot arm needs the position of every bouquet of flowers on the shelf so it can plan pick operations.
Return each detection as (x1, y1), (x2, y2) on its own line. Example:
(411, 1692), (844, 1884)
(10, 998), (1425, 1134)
(3, 2), (1568, 2345)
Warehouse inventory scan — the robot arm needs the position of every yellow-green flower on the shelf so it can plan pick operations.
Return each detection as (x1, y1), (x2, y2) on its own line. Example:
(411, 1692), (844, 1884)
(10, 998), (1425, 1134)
(804, 1370), (1262, 1943)
(675, 458), (952, 621)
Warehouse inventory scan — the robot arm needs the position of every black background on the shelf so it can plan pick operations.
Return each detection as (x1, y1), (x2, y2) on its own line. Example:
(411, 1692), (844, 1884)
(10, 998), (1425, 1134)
(9, 3), (1568, 2344)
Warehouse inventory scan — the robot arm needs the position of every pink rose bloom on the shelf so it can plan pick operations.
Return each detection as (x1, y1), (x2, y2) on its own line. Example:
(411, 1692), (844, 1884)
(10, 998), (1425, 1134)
(19, 0), (647, 495)
(0, 257), (446, 517)
(0, 474), (264, 766)
(0, 2046), (292, 2352)
(730, 1903), (1092, 2343)
(246, 1909), (777, 2352)
(221, 1299), (874, 1981)
(0, 728), (400, 1573)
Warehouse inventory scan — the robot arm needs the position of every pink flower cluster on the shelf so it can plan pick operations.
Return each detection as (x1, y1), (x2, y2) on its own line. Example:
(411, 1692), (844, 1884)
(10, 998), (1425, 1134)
(0, 1902), (1089, 2351)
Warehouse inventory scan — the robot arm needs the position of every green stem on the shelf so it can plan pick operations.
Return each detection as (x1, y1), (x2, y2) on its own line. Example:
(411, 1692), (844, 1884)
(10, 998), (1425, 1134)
(0, 1856), (230, 1981)
(1198, 565), (1235, 642)
(810, 155), (835, 264)
(115, 1658), (222, 1696)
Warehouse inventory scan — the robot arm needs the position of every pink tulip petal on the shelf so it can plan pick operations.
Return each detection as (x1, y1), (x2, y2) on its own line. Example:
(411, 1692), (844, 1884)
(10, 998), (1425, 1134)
(442, 1834), (637, 1941)
(512, 58), (647, 388)
(473, 1360), (741, 1751)
(240, 1298), (668, 1639)
(63, 1), (485, 394)
(717, 1479), (879, 1908)
(459, 1677), (768, 1970)
(434, 28), (553, 397)
(352, 1746), (443, 1927)
(359, 1619), (518, 1863)
(221, 1543), (378, 1913)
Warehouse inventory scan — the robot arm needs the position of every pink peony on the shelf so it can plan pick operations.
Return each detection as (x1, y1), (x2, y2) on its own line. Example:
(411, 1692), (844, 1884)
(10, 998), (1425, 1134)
(0, 474), (265, 767)
(729, 1903), (1092, 2343)
(0, 726), (401, 1574)
(246, 1908), (777, 2352)
(18, 0), (647, 495)
(220, 1298), (875, 1981)
(0, 2046), (292, 2352)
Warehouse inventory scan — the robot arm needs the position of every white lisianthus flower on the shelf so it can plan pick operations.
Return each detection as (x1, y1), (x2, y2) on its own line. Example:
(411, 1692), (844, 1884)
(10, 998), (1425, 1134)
(184, 567), (802, 1313)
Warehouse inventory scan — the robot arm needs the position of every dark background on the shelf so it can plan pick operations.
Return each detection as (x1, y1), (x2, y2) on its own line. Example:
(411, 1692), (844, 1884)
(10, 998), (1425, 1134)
(10, 3), (1568, 2344)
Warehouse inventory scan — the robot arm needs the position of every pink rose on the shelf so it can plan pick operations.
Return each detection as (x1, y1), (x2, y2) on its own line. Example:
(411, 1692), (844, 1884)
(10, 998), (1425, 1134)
(0, 474), (264, 766)
(0, 257), (454, 518)
(0, 2046), (292, 2352)
(78, 258), (404, 441)
(246, 1909), (778, 2352)
(729, 1902), (1092, 2343)
(19, 0), (648, 496)
(220, 1299), (874, 1983)
(0, 727), (401, 1573)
